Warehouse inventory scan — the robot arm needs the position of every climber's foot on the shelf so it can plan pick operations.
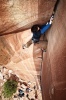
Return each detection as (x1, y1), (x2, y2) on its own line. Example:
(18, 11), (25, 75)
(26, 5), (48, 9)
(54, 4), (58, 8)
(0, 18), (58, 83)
(22, 44), (27, 49)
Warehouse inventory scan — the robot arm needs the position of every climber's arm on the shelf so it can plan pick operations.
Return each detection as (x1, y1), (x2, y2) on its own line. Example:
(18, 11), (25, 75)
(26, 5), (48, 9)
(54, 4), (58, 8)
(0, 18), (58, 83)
(40, 13), (54, 35)
(40, 23), (51, 34)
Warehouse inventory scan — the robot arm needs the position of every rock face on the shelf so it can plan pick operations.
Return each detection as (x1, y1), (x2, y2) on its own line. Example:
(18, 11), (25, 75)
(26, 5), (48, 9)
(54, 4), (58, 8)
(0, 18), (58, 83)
(0, 0), (66, 100)
(0, 0), (56, 35)
(41, 0), (66, 100)
(0, 0), (56, 82)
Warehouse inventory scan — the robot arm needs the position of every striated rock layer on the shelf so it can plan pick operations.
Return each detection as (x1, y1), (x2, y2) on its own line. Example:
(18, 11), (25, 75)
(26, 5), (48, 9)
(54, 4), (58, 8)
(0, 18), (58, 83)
(0, 0), (56, 35)
(1, 0), (66, 100)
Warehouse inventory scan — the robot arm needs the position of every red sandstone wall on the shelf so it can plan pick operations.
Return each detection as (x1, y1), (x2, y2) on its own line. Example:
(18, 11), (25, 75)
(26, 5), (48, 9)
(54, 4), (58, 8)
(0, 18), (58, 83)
(41, 0), (66, 100)
(0, 0), (56, 83)
(1, 0), (66, 99)
(0, 0), (56, 65)
(0, 0), (56, 35)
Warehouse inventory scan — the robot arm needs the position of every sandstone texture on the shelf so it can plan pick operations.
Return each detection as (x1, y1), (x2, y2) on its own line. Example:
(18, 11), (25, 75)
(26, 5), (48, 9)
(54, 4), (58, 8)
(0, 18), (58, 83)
(0, 0), (56, 82)
(41, 0), (66, 100)
(0, 0), (66, 100)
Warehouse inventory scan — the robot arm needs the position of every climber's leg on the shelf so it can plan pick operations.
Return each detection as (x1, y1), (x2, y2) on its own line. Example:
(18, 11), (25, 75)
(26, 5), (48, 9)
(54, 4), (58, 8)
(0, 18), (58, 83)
(22, 37), (48, 52)
(22, 39), (32, 49)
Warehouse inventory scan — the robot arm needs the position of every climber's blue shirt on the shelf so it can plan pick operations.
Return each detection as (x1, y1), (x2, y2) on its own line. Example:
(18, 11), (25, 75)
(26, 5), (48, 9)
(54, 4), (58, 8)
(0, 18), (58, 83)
(32, 30), (41, 40)
(32, 23), (51, 43)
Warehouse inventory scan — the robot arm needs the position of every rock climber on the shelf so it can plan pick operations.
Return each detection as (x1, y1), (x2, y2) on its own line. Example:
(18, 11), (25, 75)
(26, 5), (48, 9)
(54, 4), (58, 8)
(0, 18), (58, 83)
(22, 0), (60, 50)
(22, 13), (54, 50)
(31, 14), (54, 43)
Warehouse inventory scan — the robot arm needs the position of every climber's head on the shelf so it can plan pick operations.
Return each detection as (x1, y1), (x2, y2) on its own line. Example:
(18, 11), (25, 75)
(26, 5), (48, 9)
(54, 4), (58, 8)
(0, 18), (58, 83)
(31, 24), (41, 33)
